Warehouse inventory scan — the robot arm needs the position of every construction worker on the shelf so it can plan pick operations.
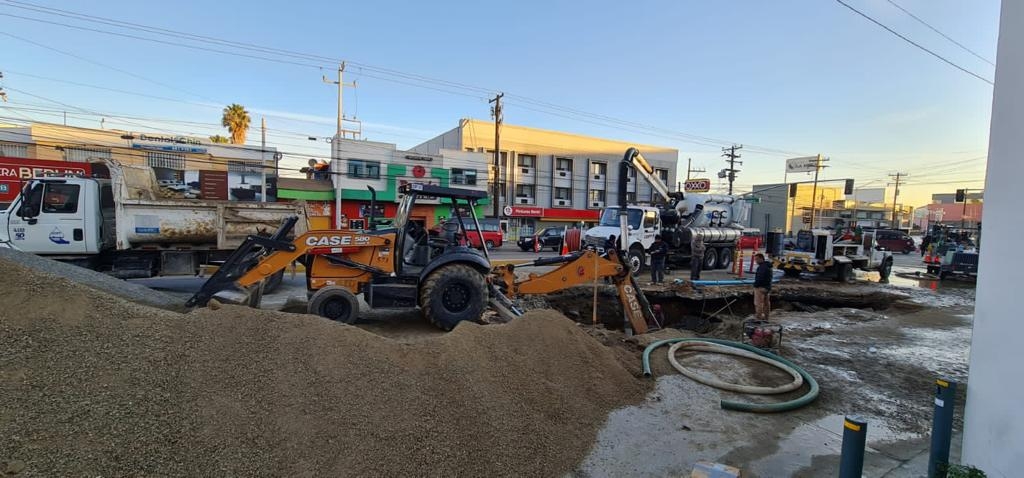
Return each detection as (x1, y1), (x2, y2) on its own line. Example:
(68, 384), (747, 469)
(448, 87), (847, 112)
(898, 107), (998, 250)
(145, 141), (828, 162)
(648, 234), (669, 284)
(920, 235), (932, 257)
(690, 236), (705, 281)
(753, 253), (772, 321)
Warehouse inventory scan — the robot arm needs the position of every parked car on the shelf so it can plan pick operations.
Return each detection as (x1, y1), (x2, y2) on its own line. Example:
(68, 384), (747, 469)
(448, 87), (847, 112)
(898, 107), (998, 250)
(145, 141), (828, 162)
(518, 227), (565, 252)
(739, 228), (763, 250)
(430, 220), (503, 249)
(875, 229), (916, 254)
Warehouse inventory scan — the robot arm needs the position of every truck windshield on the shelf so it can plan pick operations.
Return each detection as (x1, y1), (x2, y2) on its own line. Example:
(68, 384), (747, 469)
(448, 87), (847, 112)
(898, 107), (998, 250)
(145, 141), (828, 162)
(598, 207), (642, 229)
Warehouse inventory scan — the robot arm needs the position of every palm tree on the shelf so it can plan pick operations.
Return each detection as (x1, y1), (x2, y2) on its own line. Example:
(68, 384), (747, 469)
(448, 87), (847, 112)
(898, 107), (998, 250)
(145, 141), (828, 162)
(209, 135), (230, 144)
(221, 104), (251, 145)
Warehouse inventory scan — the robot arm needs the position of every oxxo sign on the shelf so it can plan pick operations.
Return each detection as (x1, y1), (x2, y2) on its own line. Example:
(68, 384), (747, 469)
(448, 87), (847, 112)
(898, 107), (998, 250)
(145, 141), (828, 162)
(684, 178), (711, 193)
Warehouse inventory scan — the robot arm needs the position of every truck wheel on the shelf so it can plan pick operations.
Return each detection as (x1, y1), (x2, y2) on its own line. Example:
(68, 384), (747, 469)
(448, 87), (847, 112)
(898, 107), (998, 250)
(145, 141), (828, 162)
(702, 249), (718, 271)
(308, 286), (360, 324)
(717, 247), (733, 270)
(628, 248), (645, 275)
(834, 263), (853, 283)
(879, 258), (893, 283)
(420, 264), (487, 331)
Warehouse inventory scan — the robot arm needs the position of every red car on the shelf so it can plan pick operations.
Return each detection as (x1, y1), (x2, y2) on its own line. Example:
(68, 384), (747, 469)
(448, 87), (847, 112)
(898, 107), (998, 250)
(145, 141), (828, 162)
(430, 220), (504, 249)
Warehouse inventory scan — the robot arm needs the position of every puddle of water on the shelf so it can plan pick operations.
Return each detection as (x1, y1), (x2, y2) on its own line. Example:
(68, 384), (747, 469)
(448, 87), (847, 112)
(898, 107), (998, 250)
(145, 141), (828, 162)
(876, 323), (973, 380)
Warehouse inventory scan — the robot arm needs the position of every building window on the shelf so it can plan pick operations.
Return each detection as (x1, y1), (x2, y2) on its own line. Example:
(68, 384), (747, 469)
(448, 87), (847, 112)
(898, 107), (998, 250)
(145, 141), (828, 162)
(626, 192), (636, 203)
(0, 142), (28, 157)
(347, 159), (381, 179)
(66, 147), (112, 163)
(146, 151), (185, 170)
(589, 189), (606, 203)
(518, 154), (536, 168)
(516, 184), (535, 198)
(591, 162), (607, 176)
(652, 168), (670, 200)
(451, 168), (477, 185)
(555, 157), (573, 172)
(485, 150), (508, 166)
(555, 187), (571, 200)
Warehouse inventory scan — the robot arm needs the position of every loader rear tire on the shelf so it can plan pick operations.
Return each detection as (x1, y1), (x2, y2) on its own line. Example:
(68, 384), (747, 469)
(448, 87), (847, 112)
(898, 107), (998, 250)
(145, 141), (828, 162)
(308, 286), (360, 324)
(420, 264), (487, 331)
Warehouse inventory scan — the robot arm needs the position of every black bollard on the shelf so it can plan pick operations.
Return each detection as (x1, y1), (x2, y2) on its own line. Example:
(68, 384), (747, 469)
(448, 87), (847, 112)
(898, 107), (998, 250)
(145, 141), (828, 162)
(928, 378), (957, 478)
(839, 415), (867, 478)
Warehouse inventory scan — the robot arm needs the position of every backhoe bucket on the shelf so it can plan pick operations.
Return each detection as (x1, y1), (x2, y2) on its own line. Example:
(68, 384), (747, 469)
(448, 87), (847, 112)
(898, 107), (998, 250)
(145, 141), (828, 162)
(186, 216), (299, 308)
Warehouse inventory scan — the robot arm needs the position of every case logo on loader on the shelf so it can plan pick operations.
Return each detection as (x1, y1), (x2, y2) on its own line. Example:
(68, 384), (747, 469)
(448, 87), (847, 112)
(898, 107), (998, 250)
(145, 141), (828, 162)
(306, 235), (354, 247)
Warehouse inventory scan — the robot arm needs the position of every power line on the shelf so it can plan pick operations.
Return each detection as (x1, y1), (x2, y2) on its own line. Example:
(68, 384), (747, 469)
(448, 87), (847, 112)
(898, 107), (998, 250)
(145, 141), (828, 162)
(834, 0), (994, 86)
(884, 0), (995, 67)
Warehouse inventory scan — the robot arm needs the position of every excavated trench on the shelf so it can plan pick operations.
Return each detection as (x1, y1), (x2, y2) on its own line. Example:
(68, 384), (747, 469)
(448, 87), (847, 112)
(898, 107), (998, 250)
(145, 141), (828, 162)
(536, 282), (909, 331)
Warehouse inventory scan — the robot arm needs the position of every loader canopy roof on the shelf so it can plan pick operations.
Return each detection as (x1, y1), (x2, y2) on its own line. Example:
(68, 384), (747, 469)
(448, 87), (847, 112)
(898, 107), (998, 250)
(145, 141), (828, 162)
(399, 183), (488, 201)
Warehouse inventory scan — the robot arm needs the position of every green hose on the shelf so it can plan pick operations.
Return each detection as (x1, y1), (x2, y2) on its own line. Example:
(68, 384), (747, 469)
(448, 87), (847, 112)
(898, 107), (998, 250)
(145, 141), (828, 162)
(642, 338), (819, 413)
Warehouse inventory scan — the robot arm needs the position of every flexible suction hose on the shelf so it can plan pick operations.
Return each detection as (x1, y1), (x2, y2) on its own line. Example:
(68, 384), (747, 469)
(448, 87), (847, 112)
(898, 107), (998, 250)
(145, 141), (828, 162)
(667, 341), (803, 395)
(642, 338), (819, 413)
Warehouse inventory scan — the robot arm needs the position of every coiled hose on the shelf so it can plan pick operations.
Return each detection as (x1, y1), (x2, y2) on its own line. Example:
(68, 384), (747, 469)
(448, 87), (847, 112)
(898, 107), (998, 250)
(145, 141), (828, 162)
(667, 341), (803, 394)
(642, 338), (819, 413)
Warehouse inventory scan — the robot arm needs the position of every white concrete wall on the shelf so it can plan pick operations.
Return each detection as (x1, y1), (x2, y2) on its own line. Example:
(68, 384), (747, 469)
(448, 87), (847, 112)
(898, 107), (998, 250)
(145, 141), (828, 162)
(962, 2), (1023, 476)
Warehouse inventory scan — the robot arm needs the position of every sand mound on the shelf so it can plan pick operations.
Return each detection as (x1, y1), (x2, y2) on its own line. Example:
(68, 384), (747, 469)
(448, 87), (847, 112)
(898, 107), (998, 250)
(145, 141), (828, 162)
(0, 257), (647, 477)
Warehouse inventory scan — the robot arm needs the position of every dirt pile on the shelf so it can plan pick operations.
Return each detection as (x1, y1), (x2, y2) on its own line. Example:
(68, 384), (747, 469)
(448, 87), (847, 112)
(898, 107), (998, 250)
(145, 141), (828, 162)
(0, 258), (648, 477)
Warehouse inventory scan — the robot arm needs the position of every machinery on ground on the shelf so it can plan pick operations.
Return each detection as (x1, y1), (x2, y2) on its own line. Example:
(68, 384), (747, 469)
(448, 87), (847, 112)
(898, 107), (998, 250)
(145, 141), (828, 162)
(584, 148), (750, 274)
(0, 160), (305, 280)
(772, 229), (894, 282)
(187, 183), (655, 333)
(923, 224), (979, 280)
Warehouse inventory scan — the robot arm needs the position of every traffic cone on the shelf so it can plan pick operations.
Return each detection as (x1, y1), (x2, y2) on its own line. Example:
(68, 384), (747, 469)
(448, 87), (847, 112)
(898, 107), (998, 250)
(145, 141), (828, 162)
(560, 226), (569, 255)
(533, 235), (540, 253)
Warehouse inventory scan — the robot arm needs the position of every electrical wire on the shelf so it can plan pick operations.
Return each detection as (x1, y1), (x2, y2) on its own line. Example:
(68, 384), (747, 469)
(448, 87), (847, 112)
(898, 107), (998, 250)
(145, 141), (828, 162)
(834, 0), (993, 85)
(884, 0), (995, 67)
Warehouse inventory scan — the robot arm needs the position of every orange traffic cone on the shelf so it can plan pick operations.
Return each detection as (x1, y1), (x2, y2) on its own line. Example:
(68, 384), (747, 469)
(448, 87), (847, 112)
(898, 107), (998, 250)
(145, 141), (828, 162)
(533, 235), (540, 253)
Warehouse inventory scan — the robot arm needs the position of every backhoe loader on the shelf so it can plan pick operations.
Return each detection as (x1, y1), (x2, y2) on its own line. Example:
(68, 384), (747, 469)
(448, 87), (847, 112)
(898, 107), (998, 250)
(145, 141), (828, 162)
(188, 183), (656, 332)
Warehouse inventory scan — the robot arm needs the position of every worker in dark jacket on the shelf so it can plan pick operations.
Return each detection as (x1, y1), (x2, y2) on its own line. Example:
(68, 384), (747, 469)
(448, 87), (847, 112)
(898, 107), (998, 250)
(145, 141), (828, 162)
(648, 234), (669, 284)
(690, 237), (705, 281)
(753, 253), (772, 321)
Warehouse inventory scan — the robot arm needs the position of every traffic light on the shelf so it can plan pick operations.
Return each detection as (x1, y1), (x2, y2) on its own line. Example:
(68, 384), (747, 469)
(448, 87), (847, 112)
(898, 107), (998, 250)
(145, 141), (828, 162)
(789, 183), (798, 198)
(955, 189), (966, 203)
(844, 179), (855, 195)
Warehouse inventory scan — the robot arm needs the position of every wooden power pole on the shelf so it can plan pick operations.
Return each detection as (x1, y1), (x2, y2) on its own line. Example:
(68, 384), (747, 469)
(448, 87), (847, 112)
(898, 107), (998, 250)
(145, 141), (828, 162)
(489, 93), (503, 218)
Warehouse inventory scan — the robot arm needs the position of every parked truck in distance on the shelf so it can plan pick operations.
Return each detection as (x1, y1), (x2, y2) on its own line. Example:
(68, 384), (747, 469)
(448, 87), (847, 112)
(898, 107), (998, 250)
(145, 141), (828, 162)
(772, 229), (893, 282)
(0, 160), (307, 278)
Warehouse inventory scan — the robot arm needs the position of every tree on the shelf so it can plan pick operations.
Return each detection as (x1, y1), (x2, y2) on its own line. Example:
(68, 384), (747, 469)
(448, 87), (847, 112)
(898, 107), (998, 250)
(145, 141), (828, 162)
(209, 135), (230, 144)
(221, 104), (251, 145)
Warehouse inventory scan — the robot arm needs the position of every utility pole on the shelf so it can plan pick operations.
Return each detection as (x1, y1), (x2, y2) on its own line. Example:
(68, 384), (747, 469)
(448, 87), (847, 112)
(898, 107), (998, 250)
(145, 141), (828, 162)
(322, 62), (357, 139)
(888, 172), (907, 227)
(489, 92), (503, 218)
(686, 157), (706, 181)
(808, 155), (829, 229)
(260, 116), (267, 203)
(722, 145), (743, 194)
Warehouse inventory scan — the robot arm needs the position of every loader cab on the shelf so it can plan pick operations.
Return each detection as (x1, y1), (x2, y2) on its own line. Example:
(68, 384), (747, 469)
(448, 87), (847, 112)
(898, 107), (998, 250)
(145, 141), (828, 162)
(393, 183), (490, 276)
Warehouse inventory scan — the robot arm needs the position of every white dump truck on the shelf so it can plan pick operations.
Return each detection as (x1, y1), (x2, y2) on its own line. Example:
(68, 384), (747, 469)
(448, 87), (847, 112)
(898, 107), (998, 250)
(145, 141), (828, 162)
(584, 148), (750, 274)
(0, 160), (306, 278)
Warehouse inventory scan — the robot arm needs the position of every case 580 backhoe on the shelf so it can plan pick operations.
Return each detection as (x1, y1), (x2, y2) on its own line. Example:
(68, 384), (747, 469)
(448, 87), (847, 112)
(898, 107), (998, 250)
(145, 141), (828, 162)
(187, 183), (655, 333)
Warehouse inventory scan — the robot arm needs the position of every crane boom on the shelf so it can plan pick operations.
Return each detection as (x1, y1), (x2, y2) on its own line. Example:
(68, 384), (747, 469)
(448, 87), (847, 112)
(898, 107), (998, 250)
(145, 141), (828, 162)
(622, 147), (678, 204)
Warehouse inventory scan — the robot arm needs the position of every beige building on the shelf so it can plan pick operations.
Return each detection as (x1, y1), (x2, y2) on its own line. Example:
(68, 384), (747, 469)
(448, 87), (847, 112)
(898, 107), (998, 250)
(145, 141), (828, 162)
(414, 119), (678, 238)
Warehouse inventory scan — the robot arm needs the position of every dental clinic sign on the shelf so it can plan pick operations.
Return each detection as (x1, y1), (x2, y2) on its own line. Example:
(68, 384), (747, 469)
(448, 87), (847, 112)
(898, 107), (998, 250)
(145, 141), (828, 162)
(130, 133), (208, 154)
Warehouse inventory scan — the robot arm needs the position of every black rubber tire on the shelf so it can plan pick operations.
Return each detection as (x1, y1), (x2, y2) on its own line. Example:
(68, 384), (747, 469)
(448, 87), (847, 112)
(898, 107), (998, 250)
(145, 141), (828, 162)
(308, 286), (360, 324)
(702, 248), (718, 271)
(834, 263), (852, 283)
(627, 248), (645, 276)
(879, 258), (893, 282)
(519, 245), (530, 252)
(420, 264), (487, 331)
(485, 240), (496, 249)
(784, 268), (801, 278)
(902, 249), (912, 255)
(263, 269), (285, 293)
(717, 247), (733, 270)
(939, 270), (950, 280)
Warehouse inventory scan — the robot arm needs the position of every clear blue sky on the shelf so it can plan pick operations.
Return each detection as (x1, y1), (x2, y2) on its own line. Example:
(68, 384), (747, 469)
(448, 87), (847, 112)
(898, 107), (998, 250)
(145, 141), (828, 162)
(0, 0), (1000, 205)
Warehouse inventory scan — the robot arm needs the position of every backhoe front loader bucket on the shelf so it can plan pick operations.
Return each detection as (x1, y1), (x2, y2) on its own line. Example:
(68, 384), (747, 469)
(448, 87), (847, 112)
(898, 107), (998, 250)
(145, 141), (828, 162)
(186, 216), (299, 308)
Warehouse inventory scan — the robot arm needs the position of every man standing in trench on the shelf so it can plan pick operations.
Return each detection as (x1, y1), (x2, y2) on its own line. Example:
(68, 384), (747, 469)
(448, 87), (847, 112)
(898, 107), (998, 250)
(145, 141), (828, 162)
(753, 253), (772, 321)
(690, 236), (705, 281)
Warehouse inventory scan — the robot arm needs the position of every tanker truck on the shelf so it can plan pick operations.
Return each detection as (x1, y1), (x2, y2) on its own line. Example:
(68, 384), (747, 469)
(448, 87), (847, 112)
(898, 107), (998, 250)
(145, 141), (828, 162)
(0, 159), (307, 278)
(583, 148), (749, 274)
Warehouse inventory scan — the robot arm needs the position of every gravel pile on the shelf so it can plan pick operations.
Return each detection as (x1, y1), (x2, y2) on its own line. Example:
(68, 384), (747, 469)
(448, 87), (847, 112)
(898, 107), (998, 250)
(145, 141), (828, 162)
(0, 247), (180, 310)
(0, 257), (647, 477)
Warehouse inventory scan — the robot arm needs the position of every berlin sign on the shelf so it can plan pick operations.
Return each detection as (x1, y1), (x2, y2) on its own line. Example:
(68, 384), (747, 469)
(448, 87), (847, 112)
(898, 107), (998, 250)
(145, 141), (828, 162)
(684, 178), (711, 193)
